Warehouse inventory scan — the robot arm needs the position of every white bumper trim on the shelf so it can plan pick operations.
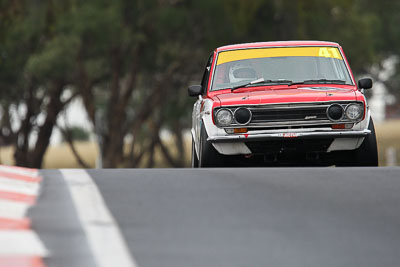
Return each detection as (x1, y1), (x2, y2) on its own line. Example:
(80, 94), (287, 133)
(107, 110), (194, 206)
(207, 129), (371, 143)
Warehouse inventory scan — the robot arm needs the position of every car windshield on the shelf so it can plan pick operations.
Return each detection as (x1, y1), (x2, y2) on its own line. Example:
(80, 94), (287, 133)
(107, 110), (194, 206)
(211, 46), (353, 91)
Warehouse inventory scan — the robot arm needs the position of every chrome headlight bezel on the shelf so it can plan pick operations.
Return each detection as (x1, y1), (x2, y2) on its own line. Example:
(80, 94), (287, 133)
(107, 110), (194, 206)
(234, 107), (252, 125)
(215, 108), (234, 127)
(326, 104), (345, 122)
(345, 103), (364, 121)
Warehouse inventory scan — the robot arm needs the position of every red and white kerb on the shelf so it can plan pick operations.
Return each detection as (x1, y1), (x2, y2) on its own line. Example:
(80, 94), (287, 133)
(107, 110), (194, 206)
(0, 165), (48, 267)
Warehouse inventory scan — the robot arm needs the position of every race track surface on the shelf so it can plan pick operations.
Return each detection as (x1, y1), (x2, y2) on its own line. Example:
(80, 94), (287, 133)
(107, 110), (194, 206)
(32, 167), (400, 267)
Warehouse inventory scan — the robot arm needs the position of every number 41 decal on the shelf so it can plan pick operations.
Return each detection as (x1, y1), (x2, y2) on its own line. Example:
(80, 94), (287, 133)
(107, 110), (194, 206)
(319, 47), (341, 59)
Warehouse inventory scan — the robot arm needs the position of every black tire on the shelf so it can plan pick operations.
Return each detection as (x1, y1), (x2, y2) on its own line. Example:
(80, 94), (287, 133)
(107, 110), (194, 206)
(336, 118), (378, 167)
(198, 124), (224, 167)
(191, 137), (199, 168)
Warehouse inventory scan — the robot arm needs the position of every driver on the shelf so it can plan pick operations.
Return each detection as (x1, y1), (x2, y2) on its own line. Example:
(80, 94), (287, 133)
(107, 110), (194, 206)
(228, 62), (257, 83)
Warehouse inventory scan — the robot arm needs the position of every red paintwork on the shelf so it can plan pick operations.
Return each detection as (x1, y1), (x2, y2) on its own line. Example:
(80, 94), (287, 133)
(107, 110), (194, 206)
(204, 41), (367, 122)
(215, 41), (340, 53)
(215, 87), (357, 106)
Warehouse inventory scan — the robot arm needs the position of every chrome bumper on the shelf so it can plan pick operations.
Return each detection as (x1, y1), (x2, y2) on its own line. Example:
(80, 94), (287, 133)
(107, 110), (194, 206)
(207, 129), (371, 143)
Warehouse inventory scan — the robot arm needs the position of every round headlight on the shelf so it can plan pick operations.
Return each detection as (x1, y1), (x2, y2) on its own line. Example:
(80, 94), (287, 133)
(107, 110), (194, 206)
(345, 104), (363, 120)
(327, 104), (344, 121)
(215, 109), (233, 126)
(234, 108), (252, 124)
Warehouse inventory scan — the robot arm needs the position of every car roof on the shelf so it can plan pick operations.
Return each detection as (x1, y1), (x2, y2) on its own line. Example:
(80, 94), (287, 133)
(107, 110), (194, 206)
(215, 41), (340, 52)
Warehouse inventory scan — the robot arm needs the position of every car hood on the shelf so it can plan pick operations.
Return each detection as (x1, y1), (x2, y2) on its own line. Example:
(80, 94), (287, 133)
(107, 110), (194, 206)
(215, 87), (357, 106)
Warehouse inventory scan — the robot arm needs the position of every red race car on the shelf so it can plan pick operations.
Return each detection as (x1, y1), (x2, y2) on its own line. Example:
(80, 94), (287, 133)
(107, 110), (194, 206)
(189, 41), (378, 167)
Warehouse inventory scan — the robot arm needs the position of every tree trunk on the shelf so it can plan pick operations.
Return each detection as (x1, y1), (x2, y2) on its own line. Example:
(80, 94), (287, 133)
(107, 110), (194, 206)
(30, 82), (65, 168)
(58, 125), (90, 168)
(101, 46), (142, 168)
(14, 85), (36, 167)
(14, 82), (66, 168)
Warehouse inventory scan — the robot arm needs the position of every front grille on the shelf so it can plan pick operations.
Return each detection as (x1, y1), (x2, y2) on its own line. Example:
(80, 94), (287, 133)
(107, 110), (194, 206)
(247, 124), (333, 131)
(245, 139), (334, 154)
(251, 107), (328, 123)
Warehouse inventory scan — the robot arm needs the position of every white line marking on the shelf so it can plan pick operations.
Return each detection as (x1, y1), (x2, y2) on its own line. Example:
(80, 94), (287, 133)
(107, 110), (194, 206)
(0, 200), (30, 219)
(61, 169), (138, 267)
(0, 177), (40, 196)
(0, 230), (49, 256)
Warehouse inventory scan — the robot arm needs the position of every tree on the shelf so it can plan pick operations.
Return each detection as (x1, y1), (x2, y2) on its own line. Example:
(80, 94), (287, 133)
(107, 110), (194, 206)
(1, 0), (399, 168)
(0, 0), (77, 167)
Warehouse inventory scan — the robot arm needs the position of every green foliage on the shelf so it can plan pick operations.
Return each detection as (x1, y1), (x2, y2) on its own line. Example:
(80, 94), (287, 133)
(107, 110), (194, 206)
(25, 35), (80, 80)
(62, 126), (90, 142)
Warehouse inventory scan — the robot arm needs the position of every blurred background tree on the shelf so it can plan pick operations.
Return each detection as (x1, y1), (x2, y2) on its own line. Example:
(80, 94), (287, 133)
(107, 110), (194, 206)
(0, 0), (399, 168)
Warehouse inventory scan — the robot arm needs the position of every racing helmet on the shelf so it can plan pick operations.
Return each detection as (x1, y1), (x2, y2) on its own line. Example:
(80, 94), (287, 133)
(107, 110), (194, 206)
(228, 62), (257, 83)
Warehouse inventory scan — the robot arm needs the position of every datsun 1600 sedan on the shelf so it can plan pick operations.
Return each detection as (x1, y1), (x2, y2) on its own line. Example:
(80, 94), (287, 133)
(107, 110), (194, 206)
(188, 41), (378, 167)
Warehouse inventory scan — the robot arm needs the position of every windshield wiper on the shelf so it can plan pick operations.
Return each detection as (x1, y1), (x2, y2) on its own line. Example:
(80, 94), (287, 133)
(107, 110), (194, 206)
(263, 79), (293, 85)
(231, 78), (293, 91)
(290, 79), (347, 85)
(231, 78), (265, 91)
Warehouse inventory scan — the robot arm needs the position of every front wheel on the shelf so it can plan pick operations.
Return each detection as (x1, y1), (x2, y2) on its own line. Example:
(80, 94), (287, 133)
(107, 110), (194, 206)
(336, 118), (378, 167)
(191, 137), (199, 168)
(198, 124), (224, 167)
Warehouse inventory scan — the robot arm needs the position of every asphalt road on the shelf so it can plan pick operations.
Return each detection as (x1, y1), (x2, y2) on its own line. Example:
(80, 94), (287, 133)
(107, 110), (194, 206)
(32, 167), (400, 267)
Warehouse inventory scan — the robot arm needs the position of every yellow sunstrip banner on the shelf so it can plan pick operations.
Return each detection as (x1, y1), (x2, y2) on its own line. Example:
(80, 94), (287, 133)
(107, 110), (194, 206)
(217, 47), (343, 65)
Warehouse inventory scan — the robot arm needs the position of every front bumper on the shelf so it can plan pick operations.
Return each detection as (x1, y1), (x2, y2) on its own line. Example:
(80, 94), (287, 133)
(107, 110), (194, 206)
(207, 129), (371, 143)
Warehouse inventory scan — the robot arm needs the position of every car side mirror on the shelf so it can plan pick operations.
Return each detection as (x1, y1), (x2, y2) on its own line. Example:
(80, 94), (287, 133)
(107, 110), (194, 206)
(188, 85), (202, 97)
(358, 78), (372, 90)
